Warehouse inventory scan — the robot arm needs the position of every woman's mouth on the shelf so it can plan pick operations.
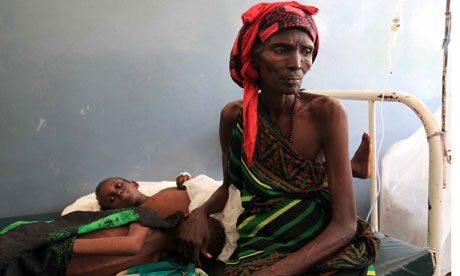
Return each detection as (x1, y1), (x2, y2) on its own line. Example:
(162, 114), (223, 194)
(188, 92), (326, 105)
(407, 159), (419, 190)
(285, 77), (302, 85)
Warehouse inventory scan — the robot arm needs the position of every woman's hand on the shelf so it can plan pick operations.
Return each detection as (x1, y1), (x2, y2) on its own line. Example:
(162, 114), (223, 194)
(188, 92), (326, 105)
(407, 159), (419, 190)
(178, 207), (212, 267)
(176, 171), (192, 190)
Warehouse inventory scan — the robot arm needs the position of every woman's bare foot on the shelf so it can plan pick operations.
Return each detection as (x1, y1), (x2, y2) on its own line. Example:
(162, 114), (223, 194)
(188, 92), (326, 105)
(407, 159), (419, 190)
(351, 132), (371, 179)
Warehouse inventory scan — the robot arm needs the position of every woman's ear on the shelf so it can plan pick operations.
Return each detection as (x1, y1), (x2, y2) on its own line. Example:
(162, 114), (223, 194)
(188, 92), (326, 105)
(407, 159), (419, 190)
(251, 43), (263, 70)
(251, 57), (259, 70)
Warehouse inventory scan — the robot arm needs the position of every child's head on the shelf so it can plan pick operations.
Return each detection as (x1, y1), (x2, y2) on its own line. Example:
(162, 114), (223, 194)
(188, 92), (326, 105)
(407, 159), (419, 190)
(96, 177), (146, 210)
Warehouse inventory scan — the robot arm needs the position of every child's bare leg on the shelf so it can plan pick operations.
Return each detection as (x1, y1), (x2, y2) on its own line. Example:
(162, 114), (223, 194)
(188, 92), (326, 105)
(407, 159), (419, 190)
(351, 132), (371, 179)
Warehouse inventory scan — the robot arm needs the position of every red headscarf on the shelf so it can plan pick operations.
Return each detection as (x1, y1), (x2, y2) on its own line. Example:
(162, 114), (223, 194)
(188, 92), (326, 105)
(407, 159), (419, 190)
(229, 1), (319, 166)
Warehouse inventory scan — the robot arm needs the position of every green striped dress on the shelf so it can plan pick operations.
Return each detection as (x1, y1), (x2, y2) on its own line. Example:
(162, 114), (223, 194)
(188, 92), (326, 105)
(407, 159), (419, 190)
(224, 104), (379, 276)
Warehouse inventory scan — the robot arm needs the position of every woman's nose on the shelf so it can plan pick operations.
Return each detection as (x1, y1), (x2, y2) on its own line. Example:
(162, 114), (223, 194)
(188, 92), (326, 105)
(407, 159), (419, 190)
(287, 51), (302, 70)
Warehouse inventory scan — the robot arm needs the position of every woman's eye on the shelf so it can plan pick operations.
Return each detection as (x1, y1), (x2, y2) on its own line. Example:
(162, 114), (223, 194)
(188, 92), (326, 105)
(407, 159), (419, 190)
(116, 182), (122, 188)
(302, 48), (313, 56)
(274, 47), (288, 54)
(109, 196), (114, 203)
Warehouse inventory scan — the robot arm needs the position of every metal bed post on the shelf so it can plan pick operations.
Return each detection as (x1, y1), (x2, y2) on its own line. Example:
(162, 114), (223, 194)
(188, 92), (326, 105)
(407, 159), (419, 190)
(368, 100), (379, 231)
(308, 90), (443, 276)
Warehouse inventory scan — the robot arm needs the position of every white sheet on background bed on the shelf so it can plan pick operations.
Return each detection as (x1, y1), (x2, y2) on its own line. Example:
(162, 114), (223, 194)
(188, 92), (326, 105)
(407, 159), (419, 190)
(380, 98), (451, 275)
(61, 174), (242, 263)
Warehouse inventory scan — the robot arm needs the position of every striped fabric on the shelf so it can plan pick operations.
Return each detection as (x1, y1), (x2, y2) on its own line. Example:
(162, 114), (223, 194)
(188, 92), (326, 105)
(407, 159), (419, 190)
(224, 102), (379, 276)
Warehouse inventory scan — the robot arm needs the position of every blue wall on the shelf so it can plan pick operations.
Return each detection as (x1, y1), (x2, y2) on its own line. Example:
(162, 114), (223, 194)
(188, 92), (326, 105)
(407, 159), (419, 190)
(0, 0), (447, 218)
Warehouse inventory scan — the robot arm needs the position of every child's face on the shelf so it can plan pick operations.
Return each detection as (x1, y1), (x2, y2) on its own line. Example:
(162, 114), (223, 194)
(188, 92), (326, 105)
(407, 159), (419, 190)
(97, 178), (143, 209)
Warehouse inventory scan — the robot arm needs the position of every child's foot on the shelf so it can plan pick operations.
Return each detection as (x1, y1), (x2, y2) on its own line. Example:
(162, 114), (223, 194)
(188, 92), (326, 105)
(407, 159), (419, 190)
(351, 132), (371, 179)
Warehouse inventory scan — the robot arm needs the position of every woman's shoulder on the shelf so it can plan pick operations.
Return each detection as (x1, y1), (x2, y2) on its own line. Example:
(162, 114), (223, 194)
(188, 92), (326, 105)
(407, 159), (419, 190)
(298, 91), (346, 119)
(221, 99), (243, 122)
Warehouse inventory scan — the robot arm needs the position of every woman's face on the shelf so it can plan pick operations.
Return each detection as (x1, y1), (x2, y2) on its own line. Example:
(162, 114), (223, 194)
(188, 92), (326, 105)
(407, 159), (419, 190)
(254, 28), (314, 95)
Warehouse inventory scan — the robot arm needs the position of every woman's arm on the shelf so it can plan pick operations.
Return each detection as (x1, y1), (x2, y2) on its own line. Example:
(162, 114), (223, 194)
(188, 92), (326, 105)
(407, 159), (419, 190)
(254, 97), (357, 275)
(178, 100), (242, 266)
(73, 222), (151, 256)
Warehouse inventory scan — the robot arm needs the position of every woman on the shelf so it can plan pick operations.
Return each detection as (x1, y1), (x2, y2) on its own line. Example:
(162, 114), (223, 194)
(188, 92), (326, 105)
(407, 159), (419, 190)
(179, 2), (379, 275)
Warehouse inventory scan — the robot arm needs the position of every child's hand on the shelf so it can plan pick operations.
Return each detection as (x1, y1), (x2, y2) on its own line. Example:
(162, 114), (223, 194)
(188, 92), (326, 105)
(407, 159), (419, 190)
(176, 171), (192, 190)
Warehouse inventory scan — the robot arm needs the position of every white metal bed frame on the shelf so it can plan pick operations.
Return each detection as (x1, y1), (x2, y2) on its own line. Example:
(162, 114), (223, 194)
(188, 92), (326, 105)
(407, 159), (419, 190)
(309, 90), (444, 276)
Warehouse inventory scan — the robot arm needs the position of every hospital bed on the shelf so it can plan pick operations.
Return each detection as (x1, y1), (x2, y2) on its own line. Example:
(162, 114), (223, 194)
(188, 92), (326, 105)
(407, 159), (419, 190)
(0, 90), (443, 275)
(309, 90), (443, 276)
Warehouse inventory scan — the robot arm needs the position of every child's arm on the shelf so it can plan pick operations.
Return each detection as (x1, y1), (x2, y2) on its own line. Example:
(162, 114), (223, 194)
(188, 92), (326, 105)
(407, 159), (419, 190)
(73, 222), (151, 256)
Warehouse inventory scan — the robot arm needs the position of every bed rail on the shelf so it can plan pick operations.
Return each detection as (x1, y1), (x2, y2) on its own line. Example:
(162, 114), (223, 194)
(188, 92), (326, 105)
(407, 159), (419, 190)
(308, 90), (444, 276)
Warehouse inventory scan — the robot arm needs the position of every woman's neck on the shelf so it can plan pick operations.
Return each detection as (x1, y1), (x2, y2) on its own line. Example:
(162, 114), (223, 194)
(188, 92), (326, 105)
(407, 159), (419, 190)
(260, 90), (297, 124)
